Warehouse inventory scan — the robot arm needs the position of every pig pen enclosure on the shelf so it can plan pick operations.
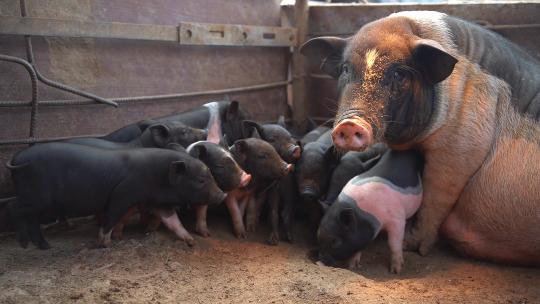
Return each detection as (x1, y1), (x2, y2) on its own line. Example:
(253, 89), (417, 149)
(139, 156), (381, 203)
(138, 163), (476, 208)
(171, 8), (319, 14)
(1, 1), (539, 303)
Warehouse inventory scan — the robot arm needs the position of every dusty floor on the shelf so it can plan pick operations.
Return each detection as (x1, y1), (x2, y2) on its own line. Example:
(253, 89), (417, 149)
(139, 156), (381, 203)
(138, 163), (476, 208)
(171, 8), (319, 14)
(0, 212), (538, 304)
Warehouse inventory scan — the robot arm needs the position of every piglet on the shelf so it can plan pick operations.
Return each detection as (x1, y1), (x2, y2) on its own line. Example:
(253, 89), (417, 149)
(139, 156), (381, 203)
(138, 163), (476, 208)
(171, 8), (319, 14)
(317, 149), (423, 274)
(227, 135), (292, 238)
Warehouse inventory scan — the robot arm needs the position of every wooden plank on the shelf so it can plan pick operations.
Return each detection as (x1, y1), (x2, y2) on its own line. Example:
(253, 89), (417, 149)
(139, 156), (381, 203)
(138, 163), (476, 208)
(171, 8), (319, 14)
(0, 16), (178, 42)
(291, 0), (309, 127)
(0, 17), (297, 47)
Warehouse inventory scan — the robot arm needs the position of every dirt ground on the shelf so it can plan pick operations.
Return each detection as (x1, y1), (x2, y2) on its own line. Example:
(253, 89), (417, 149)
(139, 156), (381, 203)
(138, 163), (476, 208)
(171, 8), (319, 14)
(0, 211), (538, 304)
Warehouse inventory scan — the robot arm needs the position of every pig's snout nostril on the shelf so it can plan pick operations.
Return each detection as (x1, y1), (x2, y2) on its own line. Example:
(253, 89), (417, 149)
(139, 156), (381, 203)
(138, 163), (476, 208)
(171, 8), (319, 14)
(332, 117), (373, 151)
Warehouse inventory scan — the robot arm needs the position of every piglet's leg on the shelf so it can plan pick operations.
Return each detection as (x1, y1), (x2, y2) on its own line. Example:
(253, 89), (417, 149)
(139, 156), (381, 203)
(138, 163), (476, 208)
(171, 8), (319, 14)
(245, 195), (258, 232)
(195, 204), (211, 237)
(387, 220), (406, 274)
(267, 187), (280, 245)
(225, 195), (246, 239)
(154, 208), (194, 246)
(238, 195), (249, 217)
(112, 206), (138, 240)
(347, 251), (362, 270)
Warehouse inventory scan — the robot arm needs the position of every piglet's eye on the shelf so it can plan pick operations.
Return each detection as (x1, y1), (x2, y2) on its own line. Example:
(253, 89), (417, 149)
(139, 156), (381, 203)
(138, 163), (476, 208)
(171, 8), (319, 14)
(341, 63), (350, 75)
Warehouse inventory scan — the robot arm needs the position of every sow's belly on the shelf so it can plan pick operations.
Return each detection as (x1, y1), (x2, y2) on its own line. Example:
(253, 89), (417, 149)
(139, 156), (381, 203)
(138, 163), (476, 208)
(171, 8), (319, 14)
(441, 137), (540, 265)
(342, 176), (423, 222)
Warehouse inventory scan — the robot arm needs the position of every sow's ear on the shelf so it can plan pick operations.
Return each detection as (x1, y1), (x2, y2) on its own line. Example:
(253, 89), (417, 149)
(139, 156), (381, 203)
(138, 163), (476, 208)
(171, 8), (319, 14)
(412, 39), (458, 85)
(168, 161), (186, 185)
(300, 36), (348, 79)
(149, 124), (170, 147)
(339, 207), (356, 229)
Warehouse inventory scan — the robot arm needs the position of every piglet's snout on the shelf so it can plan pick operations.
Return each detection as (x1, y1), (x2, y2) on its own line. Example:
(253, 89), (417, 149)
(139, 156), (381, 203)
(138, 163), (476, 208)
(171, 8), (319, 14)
(283, 163), (293, 175)
(288, 145), (302, 160)
(332, 117), (372, 151)
(240, 172), (252, 187)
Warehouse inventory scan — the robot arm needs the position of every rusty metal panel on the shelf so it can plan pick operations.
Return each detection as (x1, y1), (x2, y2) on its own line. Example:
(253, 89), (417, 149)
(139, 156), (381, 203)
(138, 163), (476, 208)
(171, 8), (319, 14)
(179, 22), (296, 47)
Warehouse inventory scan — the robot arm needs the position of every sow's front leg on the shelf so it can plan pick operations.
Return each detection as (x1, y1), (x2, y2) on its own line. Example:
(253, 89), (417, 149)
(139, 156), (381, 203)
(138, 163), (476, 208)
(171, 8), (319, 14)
(404, 152), (477, 256)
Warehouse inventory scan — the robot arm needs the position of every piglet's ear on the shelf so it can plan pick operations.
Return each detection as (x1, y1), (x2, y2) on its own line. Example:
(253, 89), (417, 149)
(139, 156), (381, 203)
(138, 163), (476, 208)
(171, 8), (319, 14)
(277, 115), (287, 128)
(190, 144), (207, 160)
(319, 200), (330, 213)
(233, 139), (249, 155)
(225, 100), (240, 121)
(242, 120), (264, 139)
(339, 208), (356, 229)
(301, 36), (348, 79)
(412, 39), (457, 85)
(220, 134), (230, 148)
(168, 161), (186, 185)
(149, 124), (170, 147)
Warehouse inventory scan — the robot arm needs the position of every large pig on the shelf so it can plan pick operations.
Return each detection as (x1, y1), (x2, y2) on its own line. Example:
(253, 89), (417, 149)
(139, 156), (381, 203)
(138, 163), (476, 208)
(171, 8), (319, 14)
(302, 11), (540, 264)
(7, 143), (225, 249)
(317, 149), (423, 274)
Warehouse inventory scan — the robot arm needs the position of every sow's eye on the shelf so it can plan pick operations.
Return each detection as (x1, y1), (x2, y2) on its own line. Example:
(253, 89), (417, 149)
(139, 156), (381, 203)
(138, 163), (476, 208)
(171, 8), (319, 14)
(393, 70), (405, 82)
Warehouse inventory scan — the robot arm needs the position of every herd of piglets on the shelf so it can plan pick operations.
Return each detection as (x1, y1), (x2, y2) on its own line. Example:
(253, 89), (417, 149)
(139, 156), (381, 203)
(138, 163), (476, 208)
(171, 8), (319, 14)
(6, 100), (425, 274)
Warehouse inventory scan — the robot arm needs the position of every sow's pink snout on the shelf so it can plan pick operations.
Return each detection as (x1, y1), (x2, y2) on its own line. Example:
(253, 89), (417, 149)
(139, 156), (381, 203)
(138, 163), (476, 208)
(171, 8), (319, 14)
(332, 117), (373, 151)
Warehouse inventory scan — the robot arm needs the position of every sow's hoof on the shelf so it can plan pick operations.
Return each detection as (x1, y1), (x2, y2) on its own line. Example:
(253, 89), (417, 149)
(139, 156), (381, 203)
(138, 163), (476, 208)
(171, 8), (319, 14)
(403, 228), (435, 256)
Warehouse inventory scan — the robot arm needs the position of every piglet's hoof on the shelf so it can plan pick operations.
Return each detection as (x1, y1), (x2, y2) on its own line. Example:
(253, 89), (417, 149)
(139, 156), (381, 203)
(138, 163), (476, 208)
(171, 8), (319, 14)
(195, 223), (211, 238)
(234, 228), (247, 239)
(390, 255), (404, 274)
(111, 229), (123, 241)
(267, 232), (279, 246)
(284, 231), (294, 243)
(184, 237), (195, 247)
(245, 222), (257, 233)
(195, 228), (211, 238)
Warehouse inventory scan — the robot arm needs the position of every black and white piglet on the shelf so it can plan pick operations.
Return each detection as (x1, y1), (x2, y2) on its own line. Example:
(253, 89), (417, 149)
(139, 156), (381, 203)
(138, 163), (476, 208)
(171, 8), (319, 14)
(317, 149), (423, 274)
